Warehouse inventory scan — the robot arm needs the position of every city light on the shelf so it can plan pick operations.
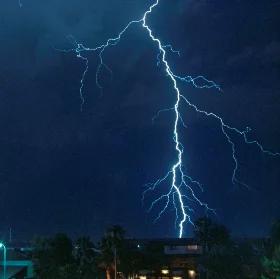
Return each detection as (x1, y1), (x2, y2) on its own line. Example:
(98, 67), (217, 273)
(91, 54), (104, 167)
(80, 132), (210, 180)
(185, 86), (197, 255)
(0, 243), (6, 279)
(188, 270), (196, 278)
(161, 269), (169, 275)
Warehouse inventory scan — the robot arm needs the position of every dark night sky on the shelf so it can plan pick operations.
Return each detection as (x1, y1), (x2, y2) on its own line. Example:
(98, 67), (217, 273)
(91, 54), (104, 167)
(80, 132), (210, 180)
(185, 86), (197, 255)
(0, 0), (279, 241)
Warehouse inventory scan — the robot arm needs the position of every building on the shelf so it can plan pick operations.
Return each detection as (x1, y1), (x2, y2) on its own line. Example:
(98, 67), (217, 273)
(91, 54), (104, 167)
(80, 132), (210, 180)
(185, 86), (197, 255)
(0, 242), (34, 279)
(125, 238), (203, 279)
(124, 237), (269, 279)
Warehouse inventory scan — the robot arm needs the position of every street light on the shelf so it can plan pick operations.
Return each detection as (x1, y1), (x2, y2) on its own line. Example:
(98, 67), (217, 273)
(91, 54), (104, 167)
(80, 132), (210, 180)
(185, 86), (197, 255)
(0, 243), (6, 279)
(188, 270), (196, 279)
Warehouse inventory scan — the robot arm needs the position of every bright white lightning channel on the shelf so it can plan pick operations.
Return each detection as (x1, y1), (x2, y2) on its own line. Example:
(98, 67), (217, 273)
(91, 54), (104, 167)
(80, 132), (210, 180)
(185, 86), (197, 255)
(62, 0), (279, 238)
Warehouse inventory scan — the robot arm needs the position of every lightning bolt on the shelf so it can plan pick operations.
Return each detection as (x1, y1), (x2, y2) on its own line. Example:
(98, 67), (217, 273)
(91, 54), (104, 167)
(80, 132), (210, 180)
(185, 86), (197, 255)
(60, 0), (279, 238)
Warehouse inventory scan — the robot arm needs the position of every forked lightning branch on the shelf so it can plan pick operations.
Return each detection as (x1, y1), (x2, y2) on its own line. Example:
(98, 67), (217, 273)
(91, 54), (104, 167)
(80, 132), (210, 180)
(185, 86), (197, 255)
(60, 0), (279, 238)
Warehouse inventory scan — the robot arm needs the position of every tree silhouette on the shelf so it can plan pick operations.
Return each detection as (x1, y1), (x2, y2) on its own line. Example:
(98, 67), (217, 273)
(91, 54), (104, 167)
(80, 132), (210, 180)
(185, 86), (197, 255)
(98, 225), (126, 279)
(261, 246), (280, 279)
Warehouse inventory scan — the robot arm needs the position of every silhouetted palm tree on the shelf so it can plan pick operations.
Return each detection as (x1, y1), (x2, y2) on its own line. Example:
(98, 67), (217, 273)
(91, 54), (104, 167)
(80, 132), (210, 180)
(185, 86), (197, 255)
(75, 236), (99, 278)
(98, 225), (126, 279)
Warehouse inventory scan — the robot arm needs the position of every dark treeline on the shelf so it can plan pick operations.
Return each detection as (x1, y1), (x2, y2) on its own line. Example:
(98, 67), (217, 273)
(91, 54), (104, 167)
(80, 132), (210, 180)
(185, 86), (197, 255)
(31, 218), (280, 279)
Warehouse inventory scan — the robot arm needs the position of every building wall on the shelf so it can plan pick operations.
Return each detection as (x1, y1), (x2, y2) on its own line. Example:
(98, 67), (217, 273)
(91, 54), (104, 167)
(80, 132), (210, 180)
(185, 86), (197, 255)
(164, 245), (202, 255)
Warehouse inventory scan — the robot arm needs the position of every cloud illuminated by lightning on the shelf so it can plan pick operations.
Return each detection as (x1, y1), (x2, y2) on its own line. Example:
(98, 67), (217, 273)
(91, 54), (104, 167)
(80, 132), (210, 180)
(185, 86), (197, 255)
(61, 0), (279, 238)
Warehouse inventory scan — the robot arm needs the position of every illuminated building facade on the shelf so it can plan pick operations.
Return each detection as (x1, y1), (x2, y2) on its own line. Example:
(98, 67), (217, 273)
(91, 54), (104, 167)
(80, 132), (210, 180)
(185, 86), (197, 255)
(125, 238), (202, 279)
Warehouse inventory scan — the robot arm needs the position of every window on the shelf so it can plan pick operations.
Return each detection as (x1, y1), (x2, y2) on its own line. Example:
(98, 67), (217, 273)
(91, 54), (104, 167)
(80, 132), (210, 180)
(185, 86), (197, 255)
(187, 245), (198, 250)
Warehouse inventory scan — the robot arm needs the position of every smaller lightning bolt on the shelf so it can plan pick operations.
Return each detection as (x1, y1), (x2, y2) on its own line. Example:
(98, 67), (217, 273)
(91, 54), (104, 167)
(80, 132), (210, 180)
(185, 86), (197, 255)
(152, 107), (188, 128)
(178, 93), (280, 185)
(157, 44), (180, 66)
(60, 0), (279, 237)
